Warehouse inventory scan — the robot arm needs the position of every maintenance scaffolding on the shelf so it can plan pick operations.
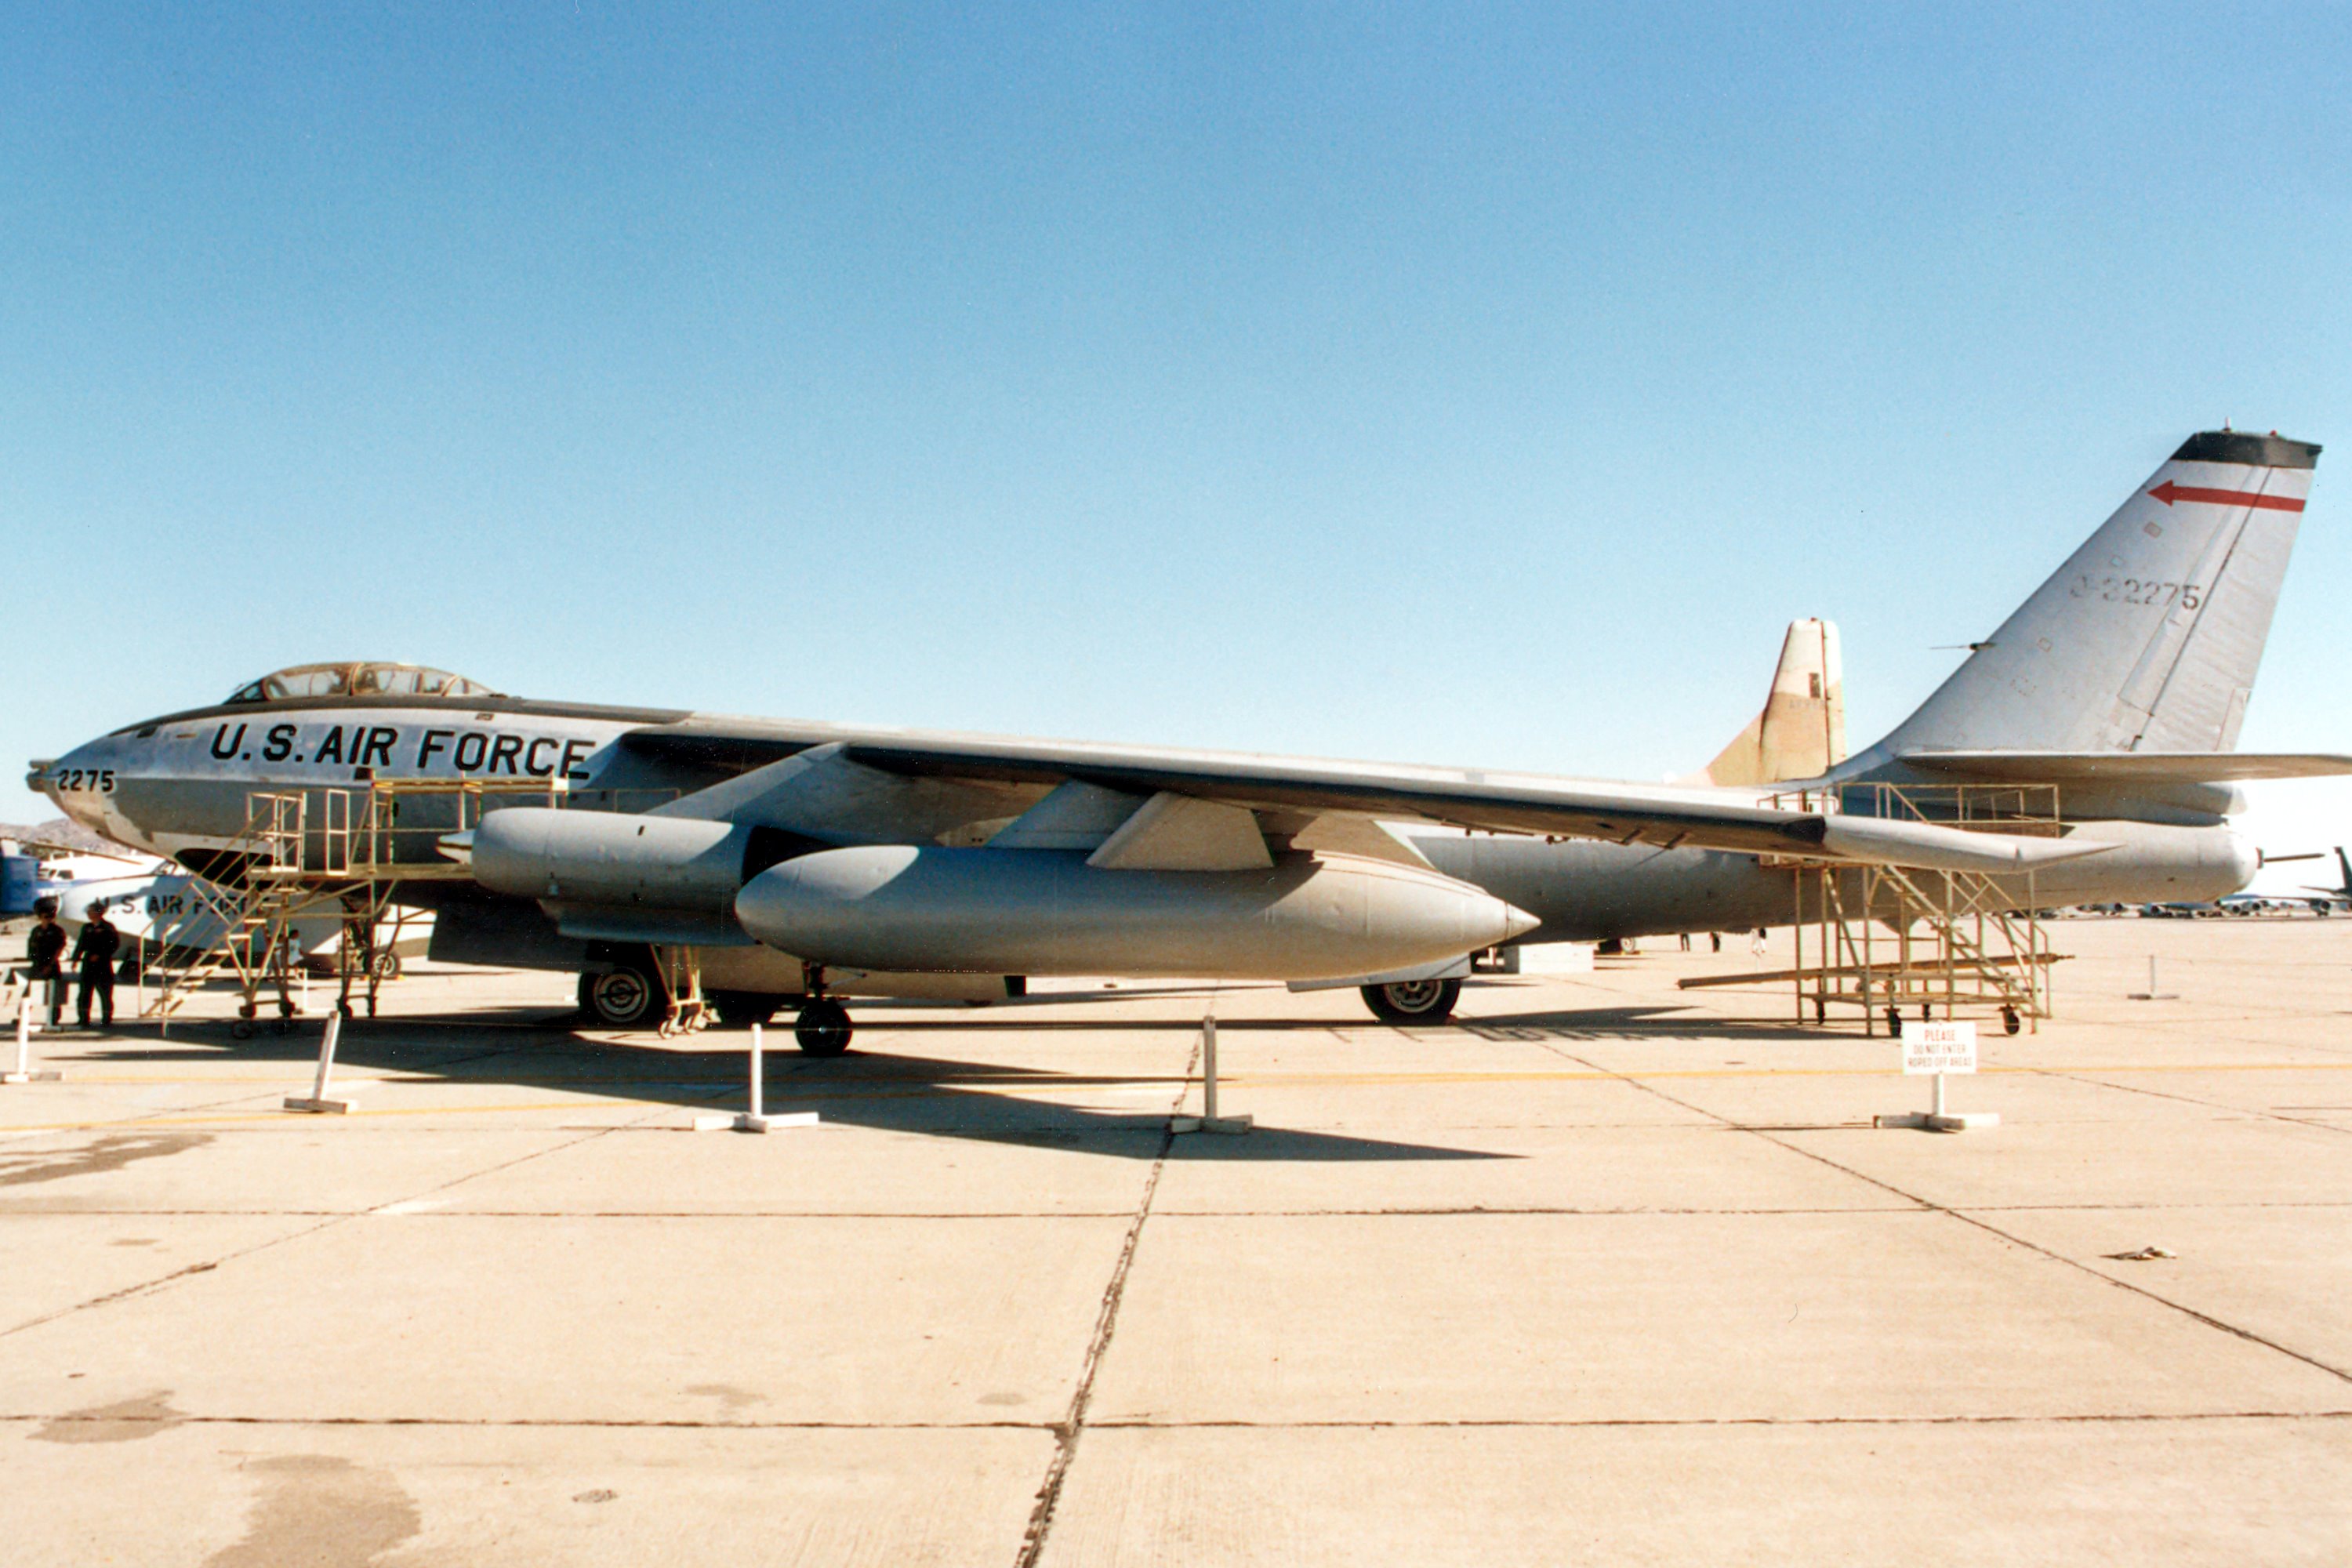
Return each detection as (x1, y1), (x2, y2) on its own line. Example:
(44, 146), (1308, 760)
(1681, 782), (2063, 1036)
(146, 779), (559, 1038)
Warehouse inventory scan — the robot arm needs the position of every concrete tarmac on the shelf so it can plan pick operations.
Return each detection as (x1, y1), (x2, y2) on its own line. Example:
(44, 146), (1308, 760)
(1, 919), (2347, 1564)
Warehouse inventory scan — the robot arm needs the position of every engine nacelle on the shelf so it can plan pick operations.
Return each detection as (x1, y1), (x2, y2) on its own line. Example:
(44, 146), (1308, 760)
(470, 808), (759, 915)
(734, 846), (1537, 982)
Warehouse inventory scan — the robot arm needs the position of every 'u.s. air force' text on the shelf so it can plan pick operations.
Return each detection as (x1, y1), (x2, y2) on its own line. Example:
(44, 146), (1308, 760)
(210, 721), (600, 779)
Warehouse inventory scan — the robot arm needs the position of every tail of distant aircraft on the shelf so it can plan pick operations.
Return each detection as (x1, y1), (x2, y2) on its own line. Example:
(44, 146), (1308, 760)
(1872, 430), (2319, 757)
(1690, 619), (1847, 786)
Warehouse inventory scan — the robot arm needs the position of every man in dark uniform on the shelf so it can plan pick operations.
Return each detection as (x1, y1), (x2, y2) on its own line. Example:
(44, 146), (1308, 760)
(25, 897), (68, 1027)
(72, 900), (121, 1029)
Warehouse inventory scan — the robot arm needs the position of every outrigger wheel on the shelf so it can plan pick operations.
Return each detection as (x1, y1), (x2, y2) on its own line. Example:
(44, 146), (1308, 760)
(1361, 978), (1462, 1025)
(794, 997), (853, 1056)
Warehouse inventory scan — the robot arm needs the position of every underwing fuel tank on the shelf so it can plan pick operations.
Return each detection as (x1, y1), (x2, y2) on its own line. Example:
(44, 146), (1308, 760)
(734, 846), (1538, 981)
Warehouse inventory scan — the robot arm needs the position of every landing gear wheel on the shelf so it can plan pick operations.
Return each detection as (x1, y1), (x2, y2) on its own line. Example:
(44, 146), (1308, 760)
(229, 1018), (256, 1040)
(579, 960), (662, 1029)
(371, 950), (403, 982)
(707, 991), (782, 1029)
(794, 998), (853, 1056)
(2002, 1005), (2022, 1036)
(1361, 978), (1463, 1025)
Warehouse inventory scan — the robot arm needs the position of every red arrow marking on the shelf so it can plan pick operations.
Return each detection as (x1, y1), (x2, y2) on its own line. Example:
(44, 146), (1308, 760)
(2150, 480), (2305, 512)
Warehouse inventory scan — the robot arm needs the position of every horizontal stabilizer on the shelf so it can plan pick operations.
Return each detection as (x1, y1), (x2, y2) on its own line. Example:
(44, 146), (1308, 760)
(1899, 750), (2352, 784)
(1813, 815), (2112, 873)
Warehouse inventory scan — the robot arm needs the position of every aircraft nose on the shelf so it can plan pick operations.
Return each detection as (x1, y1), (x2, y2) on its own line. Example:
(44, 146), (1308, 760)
(37, 741), (111, 832)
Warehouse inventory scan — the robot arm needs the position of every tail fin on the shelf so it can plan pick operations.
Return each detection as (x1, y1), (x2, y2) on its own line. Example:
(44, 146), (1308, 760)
(1691, 619), (1847, 786)
(1878, 430), (2320, 755)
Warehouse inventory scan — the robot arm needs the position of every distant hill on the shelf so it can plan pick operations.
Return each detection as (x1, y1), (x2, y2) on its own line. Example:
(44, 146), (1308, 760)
(0, 818), (137, 855)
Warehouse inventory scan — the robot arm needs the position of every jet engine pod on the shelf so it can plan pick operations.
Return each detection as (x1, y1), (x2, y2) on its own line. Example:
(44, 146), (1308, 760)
(470, 807), (751, 913)
(734, 845), (1537, 982)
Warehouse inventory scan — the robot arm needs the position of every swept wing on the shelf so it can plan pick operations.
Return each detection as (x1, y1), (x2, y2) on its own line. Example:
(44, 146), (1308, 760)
(621, 723), (2105, 874)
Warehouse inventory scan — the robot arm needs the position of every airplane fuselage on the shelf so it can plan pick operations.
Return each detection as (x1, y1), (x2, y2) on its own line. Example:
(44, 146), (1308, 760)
(40, 691), (2256, 960)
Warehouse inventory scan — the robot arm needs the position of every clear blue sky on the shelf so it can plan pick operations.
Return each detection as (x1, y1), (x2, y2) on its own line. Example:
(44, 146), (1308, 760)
(5, 4), (2349, 867)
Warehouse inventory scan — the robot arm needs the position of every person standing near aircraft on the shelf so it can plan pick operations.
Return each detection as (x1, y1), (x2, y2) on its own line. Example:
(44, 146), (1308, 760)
(71, 899), (119, 1029)
(26, 897), (68, 1027)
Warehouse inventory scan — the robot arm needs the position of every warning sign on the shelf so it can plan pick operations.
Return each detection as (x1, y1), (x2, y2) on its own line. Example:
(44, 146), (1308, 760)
(1901, 1019), (1977, 1076)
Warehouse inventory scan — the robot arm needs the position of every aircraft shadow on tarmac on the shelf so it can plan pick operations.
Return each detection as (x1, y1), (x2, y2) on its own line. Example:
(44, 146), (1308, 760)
(78, 1012), (1505, 1164)
(1457, 1004), (1842, 1044)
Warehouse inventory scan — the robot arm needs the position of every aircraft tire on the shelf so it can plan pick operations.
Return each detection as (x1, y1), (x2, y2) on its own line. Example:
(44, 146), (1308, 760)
(708, 990), (782, 1029)
(1361, 978), (1462, 1025)
(794, 998), (854, 1056)
(579, 958), (662, 1029)
(372, 950), (403, 982)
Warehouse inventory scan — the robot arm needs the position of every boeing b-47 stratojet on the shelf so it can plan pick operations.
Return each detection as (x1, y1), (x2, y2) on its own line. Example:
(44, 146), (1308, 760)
(30, 430), (2343, 1049)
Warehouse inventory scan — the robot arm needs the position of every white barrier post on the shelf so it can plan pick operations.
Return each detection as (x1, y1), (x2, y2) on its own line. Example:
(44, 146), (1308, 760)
(1202, 1016), (1219, 1123)
(285, 1009), (358, 1113)
(698, 1022), (817, 1134)
(2128, 955), (2178, 1001)
(750, 1022), (764, 1120)
(5, 989), (60, 1085)
(1172, 1007), (1250, 1135)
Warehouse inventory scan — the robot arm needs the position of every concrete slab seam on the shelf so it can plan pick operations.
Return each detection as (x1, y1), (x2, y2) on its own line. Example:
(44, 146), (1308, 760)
(3, 1408), (2347, 1434)
(2027, 1065), (2352, 1141)
(0, 1091), (684, 1342)
(1010, 1036), (1192, 1568)
(1552, 1047), (2352, 1389)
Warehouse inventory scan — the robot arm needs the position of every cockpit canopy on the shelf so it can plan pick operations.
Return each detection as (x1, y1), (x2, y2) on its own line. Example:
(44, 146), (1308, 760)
(223, 662), (499, 705)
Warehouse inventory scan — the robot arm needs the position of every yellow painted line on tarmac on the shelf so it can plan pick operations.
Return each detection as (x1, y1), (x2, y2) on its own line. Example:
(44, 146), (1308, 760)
(40, 1075), (452, 1085)
(0, 1101), (644, 1133)
(1211, 1060), (2352, 1087)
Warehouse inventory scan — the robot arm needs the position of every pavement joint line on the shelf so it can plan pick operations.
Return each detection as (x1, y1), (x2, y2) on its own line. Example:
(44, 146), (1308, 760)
(1011, 1034), (1192, 1568)
(2, 1408), (2346, 1432)
(0, 1091), (699, 1343)
(2022, 1065), (2352, 1141)
(1544, 1044), (2352, 1389)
